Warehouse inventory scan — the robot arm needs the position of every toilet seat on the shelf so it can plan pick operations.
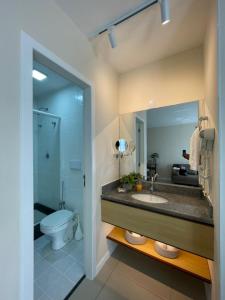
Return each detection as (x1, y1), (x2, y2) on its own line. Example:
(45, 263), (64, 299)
(41, 210), (74, 230)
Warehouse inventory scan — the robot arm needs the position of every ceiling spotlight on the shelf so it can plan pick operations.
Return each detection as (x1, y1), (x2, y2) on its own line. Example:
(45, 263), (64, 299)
(159, 0), (170, 25)
(32, 69), (47, 81)
(107, 26), (117, 48)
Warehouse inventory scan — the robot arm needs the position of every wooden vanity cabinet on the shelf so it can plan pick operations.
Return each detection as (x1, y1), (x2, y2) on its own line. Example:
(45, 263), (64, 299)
(101, 199), (214, 260)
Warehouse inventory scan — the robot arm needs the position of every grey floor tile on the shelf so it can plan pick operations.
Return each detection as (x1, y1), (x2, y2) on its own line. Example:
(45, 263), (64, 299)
(34, 282), (44, 300)
(34, 258), (52, 280)
(53, 255), (77, 274)
(70, 246), (207, 300)
(62, 239), (84, 260)
(116, 262), (170, 300)
(97, 268), (163, 300)
(169, 290), (193, 300)
(61, 239), (78, 254)
(34, 250), (44, 266)
(34, 236), (84, 300)
(36, 265), (63, 291)
(35, 236), (50, 250)
(38, 293), (53, 300)
(64, 261), (84, 283)
(112, 246), (206, 299)
(44, 249), (67, 265)
(36, 242), (52, 258)
(43, 274), (74, 300)
(96, 256), (120, 285)
(69, 278), (103, 300)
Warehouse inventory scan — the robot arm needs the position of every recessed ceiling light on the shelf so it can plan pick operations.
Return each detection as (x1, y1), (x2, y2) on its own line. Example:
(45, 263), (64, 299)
(32, 69), (47, 81)
(149, 99), (155, 105)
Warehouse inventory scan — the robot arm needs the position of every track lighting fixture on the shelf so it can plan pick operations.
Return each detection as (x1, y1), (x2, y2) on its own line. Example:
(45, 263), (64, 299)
(107, 26), (117, 48)
(159, 0), (171, 25)
(93, 0), (171, 48)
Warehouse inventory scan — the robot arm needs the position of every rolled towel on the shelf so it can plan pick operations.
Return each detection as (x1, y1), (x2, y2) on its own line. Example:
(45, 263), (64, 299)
(189, 128), (200, 171)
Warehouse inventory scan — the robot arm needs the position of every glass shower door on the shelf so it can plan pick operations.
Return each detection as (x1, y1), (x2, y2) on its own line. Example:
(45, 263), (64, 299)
(33, 112), (60, 211)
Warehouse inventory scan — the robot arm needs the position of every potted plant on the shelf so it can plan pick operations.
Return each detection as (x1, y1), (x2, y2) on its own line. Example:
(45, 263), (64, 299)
(120, 174), (135, 191)
(131, 172), (143, 192)
(120, 172), (143, 192)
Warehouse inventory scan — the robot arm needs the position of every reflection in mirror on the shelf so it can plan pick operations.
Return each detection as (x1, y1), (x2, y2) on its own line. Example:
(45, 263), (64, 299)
(119, 101), (200, 187)
(119, 110), (147, 177)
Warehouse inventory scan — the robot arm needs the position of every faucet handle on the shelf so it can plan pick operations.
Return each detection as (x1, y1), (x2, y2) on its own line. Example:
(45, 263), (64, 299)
(153, 173), (159, 180)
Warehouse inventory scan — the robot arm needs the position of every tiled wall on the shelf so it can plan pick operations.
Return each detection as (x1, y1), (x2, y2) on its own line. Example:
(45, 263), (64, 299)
(34, 84), (84, 223)
(33, 113), (39, 204)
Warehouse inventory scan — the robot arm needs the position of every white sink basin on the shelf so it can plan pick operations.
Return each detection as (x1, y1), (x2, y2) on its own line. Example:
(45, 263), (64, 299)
(132, 194), (168, 204)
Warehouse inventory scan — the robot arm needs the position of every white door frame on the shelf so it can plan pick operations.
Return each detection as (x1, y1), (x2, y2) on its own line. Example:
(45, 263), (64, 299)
(218, 0), (225, 298)
(135, 114), (147, 178)
(20, 32), (96, 300)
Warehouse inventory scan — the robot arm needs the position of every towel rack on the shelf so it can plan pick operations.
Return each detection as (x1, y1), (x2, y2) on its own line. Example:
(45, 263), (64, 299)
(199, 128), (215, 151)
(198, 116), (208, 130)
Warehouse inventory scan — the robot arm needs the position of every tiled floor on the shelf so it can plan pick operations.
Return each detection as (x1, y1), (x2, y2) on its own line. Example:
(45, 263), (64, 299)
(34, 235), (84, 300)
(34, 209), (47, 225)
(69, 245), (208, 300)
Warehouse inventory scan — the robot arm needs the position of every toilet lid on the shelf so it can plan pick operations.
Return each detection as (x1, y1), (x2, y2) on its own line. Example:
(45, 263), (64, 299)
(41, 210), (74, 228)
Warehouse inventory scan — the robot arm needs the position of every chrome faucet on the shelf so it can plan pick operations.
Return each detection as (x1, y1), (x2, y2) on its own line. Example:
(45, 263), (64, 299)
(150, 173), (158, 193)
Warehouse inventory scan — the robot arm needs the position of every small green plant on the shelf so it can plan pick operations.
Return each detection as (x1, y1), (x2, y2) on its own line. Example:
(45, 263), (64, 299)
(120, 172), (142, 187)
(130, 172), (142, 183)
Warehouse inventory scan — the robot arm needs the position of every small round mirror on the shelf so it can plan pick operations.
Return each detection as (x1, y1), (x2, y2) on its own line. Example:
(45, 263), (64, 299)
(115, 139), (128, 153)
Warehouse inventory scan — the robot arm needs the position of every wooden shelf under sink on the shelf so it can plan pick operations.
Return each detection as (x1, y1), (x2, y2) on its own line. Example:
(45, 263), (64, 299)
(107, 227), (211, 283)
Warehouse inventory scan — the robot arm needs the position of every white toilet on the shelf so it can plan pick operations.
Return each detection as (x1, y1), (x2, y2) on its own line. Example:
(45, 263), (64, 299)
(40, 210), (74, 250)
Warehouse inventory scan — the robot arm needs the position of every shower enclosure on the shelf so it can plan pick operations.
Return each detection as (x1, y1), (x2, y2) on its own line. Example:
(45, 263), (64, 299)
(33, 109), (60, 232)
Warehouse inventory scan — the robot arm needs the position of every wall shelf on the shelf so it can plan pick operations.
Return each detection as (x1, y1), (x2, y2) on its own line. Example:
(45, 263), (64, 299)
(107, 227), (211, 283)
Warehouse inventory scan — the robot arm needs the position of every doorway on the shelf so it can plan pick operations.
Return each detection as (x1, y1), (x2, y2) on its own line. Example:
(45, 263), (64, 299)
(20, 32), (95, 300)
(136, 117), (145, 176)
(33, 58), (87, 299)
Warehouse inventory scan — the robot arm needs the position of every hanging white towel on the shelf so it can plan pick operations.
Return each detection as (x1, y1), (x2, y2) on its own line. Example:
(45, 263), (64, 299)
(189, 128), (200, 171)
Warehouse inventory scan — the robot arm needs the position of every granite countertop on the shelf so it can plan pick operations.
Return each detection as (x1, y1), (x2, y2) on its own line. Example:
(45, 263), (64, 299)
(101, 181), (213, 226)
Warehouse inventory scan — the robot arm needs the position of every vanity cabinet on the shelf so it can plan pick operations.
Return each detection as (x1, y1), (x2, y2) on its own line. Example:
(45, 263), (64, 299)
(101, 199), (214, 260)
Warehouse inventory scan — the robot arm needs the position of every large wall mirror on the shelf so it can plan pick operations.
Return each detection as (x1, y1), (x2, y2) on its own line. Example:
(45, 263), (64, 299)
(119, 101), (200, 187)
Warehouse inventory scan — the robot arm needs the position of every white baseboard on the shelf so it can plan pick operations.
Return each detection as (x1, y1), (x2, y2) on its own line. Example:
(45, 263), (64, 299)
(96, 242), (117, 276)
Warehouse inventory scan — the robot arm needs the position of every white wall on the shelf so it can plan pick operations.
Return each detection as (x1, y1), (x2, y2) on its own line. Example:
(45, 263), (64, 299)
(148, 124), (196, 181)
(0, 1), (119, 299)
(218, 0), (225, 298)
(203, 0), (219, 299)
(119, 47), (204, 114)
(0, 2), (20, 299)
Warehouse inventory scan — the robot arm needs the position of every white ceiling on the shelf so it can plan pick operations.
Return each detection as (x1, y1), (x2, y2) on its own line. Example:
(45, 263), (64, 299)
(53, 0), (210, 73)
(33, 61), (72, 98)
(147, 101), (199, 128)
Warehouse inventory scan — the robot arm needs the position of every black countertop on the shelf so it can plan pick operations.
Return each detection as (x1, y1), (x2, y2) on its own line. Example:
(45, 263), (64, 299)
(101, 181), (213, 226)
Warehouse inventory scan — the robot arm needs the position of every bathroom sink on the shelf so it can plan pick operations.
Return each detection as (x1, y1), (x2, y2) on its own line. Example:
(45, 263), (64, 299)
(132, 194), (168, 204)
